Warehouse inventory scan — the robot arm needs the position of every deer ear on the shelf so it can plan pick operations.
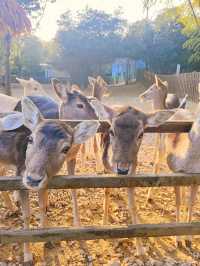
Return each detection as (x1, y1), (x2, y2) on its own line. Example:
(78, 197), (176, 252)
(71, 84), (81, 92)
(88, 76), (96, 86)
(21, 97), (43, 131)
(52, 79), (68, 102)
(73, 121), (100, 144)
(146, 110), (176, 127)
(97, 76), (106, 85)
(16, 77), (28, 87)
(0, 112), (24, 131)
(155, 75), (167, 89)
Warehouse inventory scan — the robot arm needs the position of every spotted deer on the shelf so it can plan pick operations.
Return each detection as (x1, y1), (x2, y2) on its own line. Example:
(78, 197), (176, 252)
(0, 97), (99, 263)
(101, 105), (175, 255)
(140, 75), (188, 202)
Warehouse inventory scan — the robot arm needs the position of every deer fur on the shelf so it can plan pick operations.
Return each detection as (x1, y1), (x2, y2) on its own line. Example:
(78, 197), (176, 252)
(101, 105), (176, 255)
(0, 98), (99, 263)
(81, 76), (110, 171)
(16, 77), (46, 96)
(140, 75), (188, 203)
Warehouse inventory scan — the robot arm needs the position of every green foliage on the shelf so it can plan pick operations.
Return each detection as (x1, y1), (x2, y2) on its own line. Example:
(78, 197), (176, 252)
(125, 7), (188, 73)
(10, 35), (45, 77)
(55, 7), (126, 84)
(183, 30), (200, 69)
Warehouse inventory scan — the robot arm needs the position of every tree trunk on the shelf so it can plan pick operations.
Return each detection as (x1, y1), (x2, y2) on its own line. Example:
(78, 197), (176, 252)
(4, 33), (11, 96)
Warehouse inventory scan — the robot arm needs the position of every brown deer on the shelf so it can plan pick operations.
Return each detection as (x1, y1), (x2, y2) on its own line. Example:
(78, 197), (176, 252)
(80, 76), (110, 171)
(0, 97), (99, 263)
(101, 105), (175, 255)
(140, 75), (188, 202)
(16, 77), (46, 96)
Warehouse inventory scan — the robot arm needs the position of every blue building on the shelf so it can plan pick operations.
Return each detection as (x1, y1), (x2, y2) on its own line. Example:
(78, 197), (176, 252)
(112, 58), (145, 84)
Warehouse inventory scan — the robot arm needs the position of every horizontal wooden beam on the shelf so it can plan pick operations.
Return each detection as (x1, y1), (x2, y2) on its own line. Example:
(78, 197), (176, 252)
(1, 222), (200, 244)
(60, 120), (193, 133)
(1, 173), (200, 191)
(145, 120), (192, 133)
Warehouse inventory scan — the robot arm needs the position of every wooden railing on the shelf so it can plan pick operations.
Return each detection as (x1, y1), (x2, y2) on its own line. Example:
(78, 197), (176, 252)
(0, 120), (198, 246)
(144, 70), (200, 102)
(1, 173), (200, 244)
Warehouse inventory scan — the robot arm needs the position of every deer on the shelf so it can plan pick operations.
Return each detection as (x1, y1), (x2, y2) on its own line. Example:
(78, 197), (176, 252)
(16, 77), (46, 96)
(98, 105), (176, 255)
(80, 76), (110, 171)
(0, 77), (46, 209)
(140, 75), (188, 203)
(0, 95), (59, 212)
(1, 76), (110, 224)
(0, 97), (99, 263)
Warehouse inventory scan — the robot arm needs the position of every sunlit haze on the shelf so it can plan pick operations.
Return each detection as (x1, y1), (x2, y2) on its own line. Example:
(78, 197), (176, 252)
(35, 0), (175, 41)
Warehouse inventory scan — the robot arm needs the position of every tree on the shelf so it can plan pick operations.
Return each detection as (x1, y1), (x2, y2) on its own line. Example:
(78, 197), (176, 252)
(183, 30), (200, 70)
(11, 35), (45, 78)
(0, 0), (31, 95)
(125, 7), (189, 74)
(55, 8), (126, 85)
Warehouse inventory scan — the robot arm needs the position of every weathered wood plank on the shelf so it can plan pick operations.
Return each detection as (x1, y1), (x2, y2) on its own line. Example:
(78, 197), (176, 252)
(1, 173), (200, 191)
(1, 222), (200, 244)
(61, 120), (193, 133)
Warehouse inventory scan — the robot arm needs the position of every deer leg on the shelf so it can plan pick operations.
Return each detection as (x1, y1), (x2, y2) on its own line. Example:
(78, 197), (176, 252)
(39, 190), (61, 264)
(94, 135), (101, 172)
(67, 159), (80, 226)
(103, 188), (110, 225)
(127, 187), (144, 256)
(174, 186), (182, 248)
(67, 159), (90, 261)
(38, 189), (48, 228)
(185, 185), (198, 248)
(43, 189), (48, 212)
(146, 133), (161, 204)
(80, 144), (86, 169)
(19, 190), (33, 264)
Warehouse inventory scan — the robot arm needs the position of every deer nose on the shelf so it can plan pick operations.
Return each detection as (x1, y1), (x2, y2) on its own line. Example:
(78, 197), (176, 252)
(26, 175), (43, 187)
(117, 162), (130, 175)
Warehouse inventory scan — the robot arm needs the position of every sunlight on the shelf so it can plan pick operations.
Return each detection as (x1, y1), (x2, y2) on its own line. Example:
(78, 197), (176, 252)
(35, 0), (166, 41)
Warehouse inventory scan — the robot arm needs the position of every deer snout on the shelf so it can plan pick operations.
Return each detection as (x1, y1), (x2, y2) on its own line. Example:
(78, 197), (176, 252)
(116, 162), (132, 175)
(23, 172), (48, 191)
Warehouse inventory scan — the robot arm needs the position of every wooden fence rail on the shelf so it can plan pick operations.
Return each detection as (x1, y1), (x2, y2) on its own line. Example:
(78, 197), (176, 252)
(1, 173), (200, 191)
(0, 119), (198, 246)
(1, 223), (200, 244)
(65, 120), (193, 133)
(1, 173), (200, 244)
(144, 70), (200, 103)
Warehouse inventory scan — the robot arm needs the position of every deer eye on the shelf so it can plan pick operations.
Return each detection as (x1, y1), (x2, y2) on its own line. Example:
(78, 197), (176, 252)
(28, 136), (33, 144)
(77, 103), (84, 109)
(109, 129), (115, 137)
(61, 146), (70, 154)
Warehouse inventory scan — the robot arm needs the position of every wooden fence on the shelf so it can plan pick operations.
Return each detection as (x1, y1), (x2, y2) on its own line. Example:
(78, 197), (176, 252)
(144, 71), (200, 102)
(0, 120), (199, 247)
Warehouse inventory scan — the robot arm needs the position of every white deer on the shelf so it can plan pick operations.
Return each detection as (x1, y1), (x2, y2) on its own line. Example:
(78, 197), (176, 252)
(140, 75), (188, 202)
(16, 77), (46, 96)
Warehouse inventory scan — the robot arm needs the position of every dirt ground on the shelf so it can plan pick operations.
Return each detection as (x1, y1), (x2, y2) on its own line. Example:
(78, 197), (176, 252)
(0, 82), (200, 265)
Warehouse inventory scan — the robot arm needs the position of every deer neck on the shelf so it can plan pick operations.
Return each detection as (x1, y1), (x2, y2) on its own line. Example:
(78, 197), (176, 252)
(152, 93), (167, 110)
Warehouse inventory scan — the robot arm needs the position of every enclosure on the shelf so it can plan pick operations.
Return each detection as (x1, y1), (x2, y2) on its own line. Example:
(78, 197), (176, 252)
(0, 83), (199, 265)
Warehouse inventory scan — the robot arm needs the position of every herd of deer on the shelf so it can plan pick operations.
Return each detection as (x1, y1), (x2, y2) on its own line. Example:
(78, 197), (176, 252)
(0, 75), (200, 263)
